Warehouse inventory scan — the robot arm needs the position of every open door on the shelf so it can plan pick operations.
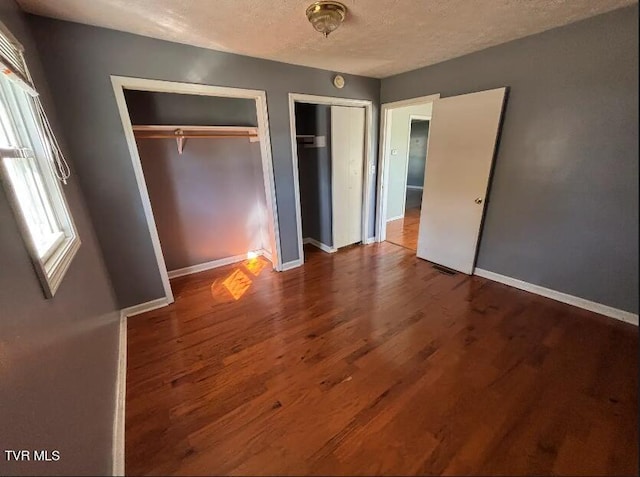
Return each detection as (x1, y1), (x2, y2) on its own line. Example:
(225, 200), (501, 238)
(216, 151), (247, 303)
(331, 106), (365, 249)
(416, 87), (506, 274)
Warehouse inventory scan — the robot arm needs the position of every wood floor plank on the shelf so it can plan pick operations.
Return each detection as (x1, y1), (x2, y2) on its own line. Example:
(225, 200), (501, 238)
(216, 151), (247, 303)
(385, 207), (420, 251)
(126, 242), (638, 476)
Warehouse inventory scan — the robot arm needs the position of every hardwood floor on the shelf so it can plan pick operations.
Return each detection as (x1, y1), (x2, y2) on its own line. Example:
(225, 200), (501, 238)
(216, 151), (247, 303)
(386, 207), (420, 251)
(126, 243), (638, 476)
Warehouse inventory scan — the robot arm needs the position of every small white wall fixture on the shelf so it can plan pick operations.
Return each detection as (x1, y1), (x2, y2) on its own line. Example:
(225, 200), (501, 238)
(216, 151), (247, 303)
(288, 93), (375, 266)
(111, 76), (283, 305)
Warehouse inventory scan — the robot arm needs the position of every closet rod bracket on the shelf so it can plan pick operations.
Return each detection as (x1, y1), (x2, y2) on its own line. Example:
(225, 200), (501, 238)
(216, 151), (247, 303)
(175, 128), (185, 155)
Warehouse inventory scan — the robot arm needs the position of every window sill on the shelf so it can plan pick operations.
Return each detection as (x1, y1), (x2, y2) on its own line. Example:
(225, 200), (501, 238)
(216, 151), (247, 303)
(38, 231), (65, 263)
(39, 234), (81, 298)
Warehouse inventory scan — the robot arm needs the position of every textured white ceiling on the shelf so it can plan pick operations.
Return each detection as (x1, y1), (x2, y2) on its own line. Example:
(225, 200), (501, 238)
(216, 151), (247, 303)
(17, 0), (636, 78)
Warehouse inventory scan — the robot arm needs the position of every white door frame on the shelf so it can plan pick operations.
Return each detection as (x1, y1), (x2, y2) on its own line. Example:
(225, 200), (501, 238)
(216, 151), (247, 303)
(111, 76), (283, 304)
(400, 114), (431, 216)
(376, 94), (440, 242)
(288, 93), (374, 266)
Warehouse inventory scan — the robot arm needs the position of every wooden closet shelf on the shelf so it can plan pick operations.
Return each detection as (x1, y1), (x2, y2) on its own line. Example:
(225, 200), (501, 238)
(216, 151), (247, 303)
(133, 125), (258, 137)
(132, 126), (260, 153)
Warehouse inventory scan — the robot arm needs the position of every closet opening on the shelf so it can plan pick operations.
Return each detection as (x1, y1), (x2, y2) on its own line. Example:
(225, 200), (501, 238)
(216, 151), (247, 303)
(288, 94), (373, 265)
(112, 77), (281, 304)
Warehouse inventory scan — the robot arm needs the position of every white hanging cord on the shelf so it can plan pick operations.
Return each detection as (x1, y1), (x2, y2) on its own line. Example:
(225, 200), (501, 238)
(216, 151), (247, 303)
(16, 45), (72, 186)
(1, 26), (71, 185)
(34, 96), (71, 184)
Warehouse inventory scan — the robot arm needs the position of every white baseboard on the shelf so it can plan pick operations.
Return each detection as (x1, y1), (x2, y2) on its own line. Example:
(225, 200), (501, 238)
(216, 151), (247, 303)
(406, 185), (424, 190)
(261, 248), (273, 263)
(112, 313), (127, 476)
(281, 259), (303, 271)
(168, 253), (248, 279)
(363, 237), (376, 245)
(303, 237), (337, 253)
(167, 250), (271, 279)
(475, 268), (638, 326)
(120, 297), (169, 318)
(386, 215), (404, 222)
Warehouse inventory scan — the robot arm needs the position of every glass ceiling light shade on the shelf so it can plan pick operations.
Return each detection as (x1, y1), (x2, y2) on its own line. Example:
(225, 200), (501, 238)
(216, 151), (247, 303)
(306, 1), (347, 38)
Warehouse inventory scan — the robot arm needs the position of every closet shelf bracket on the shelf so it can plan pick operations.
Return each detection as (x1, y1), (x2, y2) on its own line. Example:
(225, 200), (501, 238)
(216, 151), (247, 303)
(175, 129), (185, 155)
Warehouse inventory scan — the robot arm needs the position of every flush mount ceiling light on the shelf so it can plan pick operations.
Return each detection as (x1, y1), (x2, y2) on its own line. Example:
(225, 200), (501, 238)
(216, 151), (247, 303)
(306, 1), (347, 38)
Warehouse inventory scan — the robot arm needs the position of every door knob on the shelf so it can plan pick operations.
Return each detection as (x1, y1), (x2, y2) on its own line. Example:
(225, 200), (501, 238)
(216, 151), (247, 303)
(475, 197), (483, 204)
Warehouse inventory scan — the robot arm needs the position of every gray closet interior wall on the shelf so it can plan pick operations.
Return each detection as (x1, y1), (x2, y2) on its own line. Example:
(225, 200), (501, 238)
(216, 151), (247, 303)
(295, 103), (333, 247)
(125, 91), (268, 271)
(125, 90), (257, 126)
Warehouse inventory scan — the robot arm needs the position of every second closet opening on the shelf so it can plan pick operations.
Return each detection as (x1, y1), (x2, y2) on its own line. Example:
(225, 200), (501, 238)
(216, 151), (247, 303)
(290, 95), (371, 264)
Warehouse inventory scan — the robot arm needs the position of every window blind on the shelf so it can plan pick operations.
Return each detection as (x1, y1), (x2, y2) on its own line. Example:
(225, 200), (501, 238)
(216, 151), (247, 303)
(0, 21), (71, 184)
(0, 22), (36, 96)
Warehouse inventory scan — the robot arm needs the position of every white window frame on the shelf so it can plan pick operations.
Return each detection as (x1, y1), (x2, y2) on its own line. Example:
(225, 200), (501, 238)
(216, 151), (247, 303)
(0, 26), (80, 298)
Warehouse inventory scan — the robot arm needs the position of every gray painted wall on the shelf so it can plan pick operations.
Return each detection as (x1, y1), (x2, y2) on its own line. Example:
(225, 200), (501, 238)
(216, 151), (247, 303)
(296, 103), (333, 246)
(0, 2), (119, 475)
(137, 138), (268, 270)
(382, 5), (639, 313)
(124, 90), (257, 127)
(406, 120), (429, 187)
(29, 15), (380, 308)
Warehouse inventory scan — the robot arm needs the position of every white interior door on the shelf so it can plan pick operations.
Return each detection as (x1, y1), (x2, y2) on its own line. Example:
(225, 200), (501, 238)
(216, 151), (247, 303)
(417, 87), (506, 274)
(331, 106), (365, 249)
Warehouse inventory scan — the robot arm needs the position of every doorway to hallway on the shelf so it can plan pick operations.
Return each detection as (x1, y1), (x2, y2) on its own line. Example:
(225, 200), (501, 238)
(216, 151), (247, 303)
(386, 118), (429, 251)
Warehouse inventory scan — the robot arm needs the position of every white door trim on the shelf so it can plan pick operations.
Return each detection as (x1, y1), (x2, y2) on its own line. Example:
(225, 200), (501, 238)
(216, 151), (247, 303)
(112, 313), (127, 476)
(401, 114), (431, 216)
(376, 94), (440, 242)
(111, 76), (283, 305)
(288, 93), (374, 266)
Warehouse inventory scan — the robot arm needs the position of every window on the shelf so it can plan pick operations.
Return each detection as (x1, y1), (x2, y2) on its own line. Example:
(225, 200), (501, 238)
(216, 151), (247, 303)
(0, 23), (79, 298)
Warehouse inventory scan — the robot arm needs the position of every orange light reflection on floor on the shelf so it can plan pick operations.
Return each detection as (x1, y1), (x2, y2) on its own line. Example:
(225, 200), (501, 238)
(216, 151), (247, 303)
(221, 269), (252, 300)
(244, 257), (266, 276)
(209, 256), (269, 302)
